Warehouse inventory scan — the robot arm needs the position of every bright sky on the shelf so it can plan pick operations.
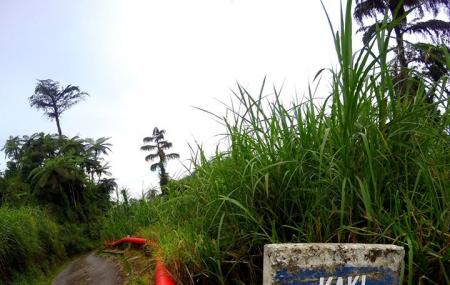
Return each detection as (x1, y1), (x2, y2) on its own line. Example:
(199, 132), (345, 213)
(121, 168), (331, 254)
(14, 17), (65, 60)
(0, 0), (343, 196)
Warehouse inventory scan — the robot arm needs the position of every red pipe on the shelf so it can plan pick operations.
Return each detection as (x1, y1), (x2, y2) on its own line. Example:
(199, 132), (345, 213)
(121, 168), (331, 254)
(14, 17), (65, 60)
(110, 237), (147, 246)
(155, 260), (176, 285)
(109, 236), (176, 285)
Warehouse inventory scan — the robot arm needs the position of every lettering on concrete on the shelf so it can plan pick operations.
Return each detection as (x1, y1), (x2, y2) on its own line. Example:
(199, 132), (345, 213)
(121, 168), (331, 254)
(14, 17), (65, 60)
(263, 244), (405, 285)
(274, 266), (396, 284)
(320, 275), (366, 285)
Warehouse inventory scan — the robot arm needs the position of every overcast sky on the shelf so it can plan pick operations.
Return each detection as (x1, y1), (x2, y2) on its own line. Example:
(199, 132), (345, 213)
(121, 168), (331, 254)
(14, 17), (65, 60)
(0, 0), (344, 196)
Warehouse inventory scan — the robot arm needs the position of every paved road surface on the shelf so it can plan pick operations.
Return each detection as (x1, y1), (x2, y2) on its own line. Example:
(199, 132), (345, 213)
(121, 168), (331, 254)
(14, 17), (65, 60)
(52, 251), (126, 285)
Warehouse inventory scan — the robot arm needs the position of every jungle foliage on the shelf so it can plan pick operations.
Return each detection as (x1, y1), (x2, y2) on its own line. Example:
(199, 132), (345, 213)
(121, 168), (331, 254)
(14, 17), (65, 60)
(0, 83), (115, 284)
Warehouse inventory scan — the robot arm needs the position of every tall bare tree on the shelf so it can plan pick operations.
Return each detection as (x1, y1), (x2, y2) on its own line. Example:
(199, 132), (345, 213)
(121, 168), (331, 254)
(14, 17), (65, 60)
(29, 79), (88, 138)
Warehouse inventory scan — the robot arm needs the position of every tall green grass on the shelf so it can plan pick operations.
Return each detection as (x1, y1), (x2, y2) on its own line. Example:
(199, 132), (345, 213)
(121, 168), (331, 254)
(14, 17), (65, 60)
(0, 207), (65, 284)
(101, 199), (157, 241)
(103, 1), (449, 283)
(0, 206), (99, 284)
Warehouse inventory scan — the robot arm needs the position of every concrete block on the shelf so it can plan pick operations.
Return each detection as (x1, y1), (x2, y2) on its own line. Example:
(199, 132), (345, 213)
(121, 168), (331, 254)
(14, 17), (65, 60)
(263, 243), (404, 285)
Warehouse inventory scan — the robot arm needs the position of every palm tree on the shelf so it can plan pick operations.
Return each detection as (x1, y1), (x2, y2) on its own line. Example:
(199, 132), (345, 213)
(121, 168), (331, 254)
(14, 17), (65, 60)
(84, 137), (112, 181)
(2, 136), (23, 161)
(354, 0), (450, 74)
(29, 79), (88, 138)
(29, 155), (86, 221)
(141, 127), (179, 193)
(85, 137), (112, 160)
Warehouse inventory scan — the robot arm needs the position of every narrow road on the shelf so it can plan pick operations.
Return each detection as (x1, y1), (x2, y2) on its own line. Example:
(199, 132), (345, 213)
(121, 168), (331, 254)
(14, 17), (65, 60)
(52, 251), (126, 285)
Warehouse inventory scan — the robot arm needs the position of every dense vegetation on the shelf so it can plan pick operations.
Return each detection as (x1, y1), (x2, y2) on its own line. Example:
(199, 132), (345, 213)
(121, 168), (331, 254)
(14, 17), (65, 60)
(0, 86), (115, 283)
(102, 1), (450, 284)
(0, 207), (63, 282)
(1, 0), (449, 284)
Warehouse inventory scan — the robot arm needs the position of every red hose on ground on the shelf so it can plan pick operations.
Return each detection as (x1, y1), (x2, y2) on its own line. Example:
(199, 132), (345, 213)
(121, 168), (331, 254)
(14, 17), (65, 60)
(110, 237), (147, 246)
(155, 260), (176, 285)
(109, 236), (176, 285)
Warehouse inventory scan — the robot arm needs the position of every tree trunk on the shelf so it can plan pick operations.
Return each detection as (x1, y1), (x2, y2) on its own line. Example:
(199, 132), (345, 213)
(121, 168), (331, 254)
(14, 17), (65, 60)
(389, 3), (409, 99)
(159, 163), (169, 195)
(51, 97), (63, 139)
(55, 115), (63, 139)
(388, 1), (407, 72)
(394, 26), (408, 73)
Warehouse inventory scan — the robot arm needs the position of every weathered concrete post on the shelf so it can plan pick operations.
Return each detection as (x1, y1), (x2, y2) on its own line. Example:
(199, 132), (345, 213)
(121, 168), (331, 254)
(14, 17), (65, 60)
(263, 243), (404, 285)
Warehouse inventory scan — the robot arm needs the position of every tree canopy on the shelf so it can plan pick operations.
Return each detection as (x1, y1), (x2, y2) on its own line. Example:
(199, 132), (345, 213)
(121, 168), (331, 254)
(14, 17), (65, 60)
(29, 79), (88, 138)
(1, 133), (115, 222)
(354, 0), (450, 103)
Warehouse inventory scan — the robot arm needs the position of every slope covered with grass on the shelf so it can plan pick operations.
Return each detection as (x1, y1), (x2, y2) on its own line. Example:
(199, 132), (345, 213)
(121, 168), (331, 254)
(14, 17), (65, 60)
(102, 1), (450, 284)
(0, 207), (65, 283)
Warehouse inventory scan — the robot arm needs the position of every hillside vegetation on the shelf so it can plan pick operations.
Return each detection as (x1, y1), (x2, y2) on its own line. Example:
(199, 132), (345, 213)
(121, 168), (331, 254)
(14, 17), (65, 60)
(0, 0), (448, 284)
(102, 2), (450, 284)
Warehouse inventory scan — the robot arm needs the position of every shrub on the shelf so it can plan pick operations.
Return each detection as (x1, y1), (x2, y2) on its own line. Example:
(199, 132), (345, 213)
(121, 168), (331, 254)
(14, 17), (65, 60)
(0, 207), (65, 282)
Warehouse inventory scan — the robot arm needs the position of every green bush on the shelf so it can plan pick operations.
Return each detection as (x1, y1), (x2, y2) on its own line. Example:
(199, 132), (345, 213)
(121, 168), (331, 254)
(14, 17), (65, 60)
(0, 207), (65, 283)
